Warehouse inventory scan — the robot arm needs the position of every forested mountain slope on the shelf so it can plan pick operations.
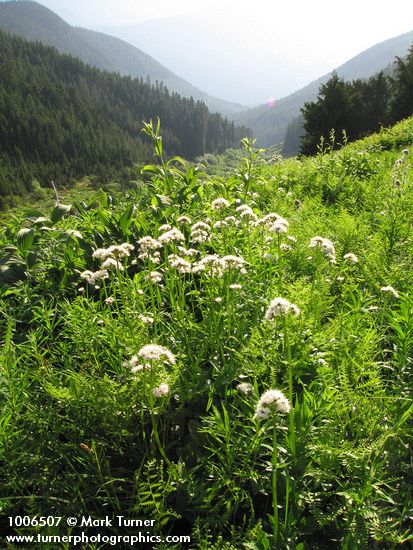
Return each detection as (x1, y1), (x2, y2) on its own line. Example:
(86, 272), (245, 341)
(0, 0), (246, 117)
(0, 31), (250, 205)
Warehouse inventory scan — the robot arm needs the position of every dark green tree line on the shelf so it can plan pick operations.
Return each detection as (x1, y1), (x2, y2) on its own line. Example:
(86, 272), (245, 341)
(300, 44), (413, 155)
(0, 31), (251, 200)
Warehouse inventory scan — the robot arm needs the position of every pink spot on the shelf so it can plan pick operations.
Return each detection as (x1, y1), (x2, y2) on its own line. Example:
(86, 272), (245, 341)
(267, 96), (276, 108)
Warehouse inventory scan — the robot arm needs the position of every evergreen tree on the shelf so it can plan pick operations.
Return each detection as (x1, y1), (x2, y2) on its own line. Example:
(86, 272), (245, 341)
(390, 44), (413, 122)
(300, 71), (392, 156)
(300, 73), (352, 155)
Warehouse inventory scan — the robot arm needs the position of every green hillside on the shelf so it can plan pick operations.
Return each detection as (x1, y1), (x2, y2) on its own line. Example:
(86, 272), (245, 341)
(0, 31), (250, 207)
(0, 0), (246, 117)
(1, 115), (413, 547)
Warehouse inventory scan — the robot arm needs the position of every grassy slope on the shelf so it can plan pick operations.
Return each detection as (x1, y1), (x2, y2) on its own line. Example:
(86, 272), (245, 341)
(1, 118), (413, 548)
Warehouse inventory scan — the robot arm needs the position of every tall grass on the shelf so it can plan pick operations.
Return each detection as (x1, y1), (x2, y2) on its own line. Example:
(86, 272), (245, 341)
(0, 118), (413, 548)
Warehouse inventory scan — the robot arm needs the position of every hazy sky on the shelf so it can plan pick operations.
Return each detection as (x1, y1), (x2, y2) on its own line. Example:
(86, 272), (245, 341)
(35, 0), (413, 64)
(10, 0), (413, 103)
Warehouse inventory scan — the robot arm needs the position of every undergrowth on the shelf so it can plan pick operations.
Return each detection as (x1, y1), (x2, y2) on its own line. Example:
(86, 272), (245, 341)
(0, 118), (413, 549)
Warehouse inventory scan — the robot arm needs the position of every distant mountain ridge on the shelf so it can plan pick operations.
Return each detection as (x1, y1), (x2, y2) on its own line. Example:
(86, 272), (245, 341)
(101, 12), (337, 106)
(233, 30), (413, 148)
(0, 0), (247, 117)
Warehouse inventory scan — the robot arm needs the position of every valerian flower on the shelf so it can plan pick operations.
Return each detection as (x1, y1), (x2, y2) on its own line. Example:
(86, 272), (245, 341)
(309, 236), (336, 263)
(254, 389), (291, 420)
(343, 253), (358, 264)
(168, 255), (192, 273)
(264, 297), (300, 321)
(145, 271), (163, 284)
(237, 382), (253, 394)
(138, 314), (154, 325)
(269, 217), (289, 234)
(211, 198), (230, 210)
(101, 258), (124, 270)
(152, 383), (170, 397)
(80, 269), (109, 284)
(192, 255), (225, 276)
(93, 243), (134, 261)
(138, 236), (162, 252)
(137, 344), (176, 365)
(158, 228), (185, 245)
(380, 285), (399, 299)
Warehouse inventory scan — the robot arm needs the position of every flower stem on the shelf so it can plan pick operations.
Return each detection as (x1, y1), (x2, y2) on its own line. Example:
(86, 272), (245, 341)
(150, 412), (171, 467)
(147, 371), (171, 468)
(283, 317), (296, 458)
(277, 234), (283, 293)
(272, 420), (279, 549)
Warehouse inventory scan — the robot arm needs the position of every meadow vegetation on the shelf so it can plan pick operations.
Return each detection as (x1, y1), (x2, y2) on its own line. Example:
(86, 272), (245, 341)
(1, 118), (413, 548)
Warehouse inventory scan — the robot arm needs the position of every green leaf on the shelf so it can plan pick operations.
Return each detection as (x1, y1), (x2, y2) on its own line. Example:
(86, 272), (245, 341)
(141, 164), (162, 176)
(23, 208), (46, 220)
(167, 155), (186, 168)
(43, 382), (73, 401)
(151, 195), (160, 209)
(0, 251), (27, 284)
(16, 227), (35, 252)
(117, 204), (135, 234)
(50, 203), (71, 224)
(32, 217), (53, 227)
(64, 230), (83, 241)
(156, 194), (172, 205)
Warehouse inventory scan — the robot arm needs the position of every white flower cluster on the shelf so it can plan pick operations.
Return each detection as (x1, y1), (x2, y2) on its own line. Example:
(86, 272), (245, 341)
(229, 283), (243, 290)
(145, 270), (163, 284)
(236, 204), (258, 222)
(177, 246), (199, 257)
(190, 221), (211, 243)
(253, 213), (290, 235)
(158, 227), (185, 245)
(80, 269), (109, 285)
(192, 254), (225, 276)
(101, 258), (124, 271)
(138, 236), (161, 252)
(343, 253), (358, 264)
(264, 297), (300, 321)
(93, 243), (134, 262)
(211, 198), (230, 210)
(269, 217), (289, 234)
(256, 213), (285, 229)
(138, 314), (154, 325)
(227, 215), (240, 225)
(309, 236), (336, 263)
(176, 215), (192, 225)
(138, 236), (162, 263)
(168, 255), (192, 273)
(254, 389), (291, 420)
(213, 216), (240, 230)
(237, 382), (253, 394)
(380, 285), (399, 299)
(191, 254), (247, 277)
(158, 224), (172, 233)
(125, 355), (150, 373)
(137, 344), (176, 365)
(222, 255), (246, 271)
(86, 243), (134, 275)
(152, 383), (170, 398)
